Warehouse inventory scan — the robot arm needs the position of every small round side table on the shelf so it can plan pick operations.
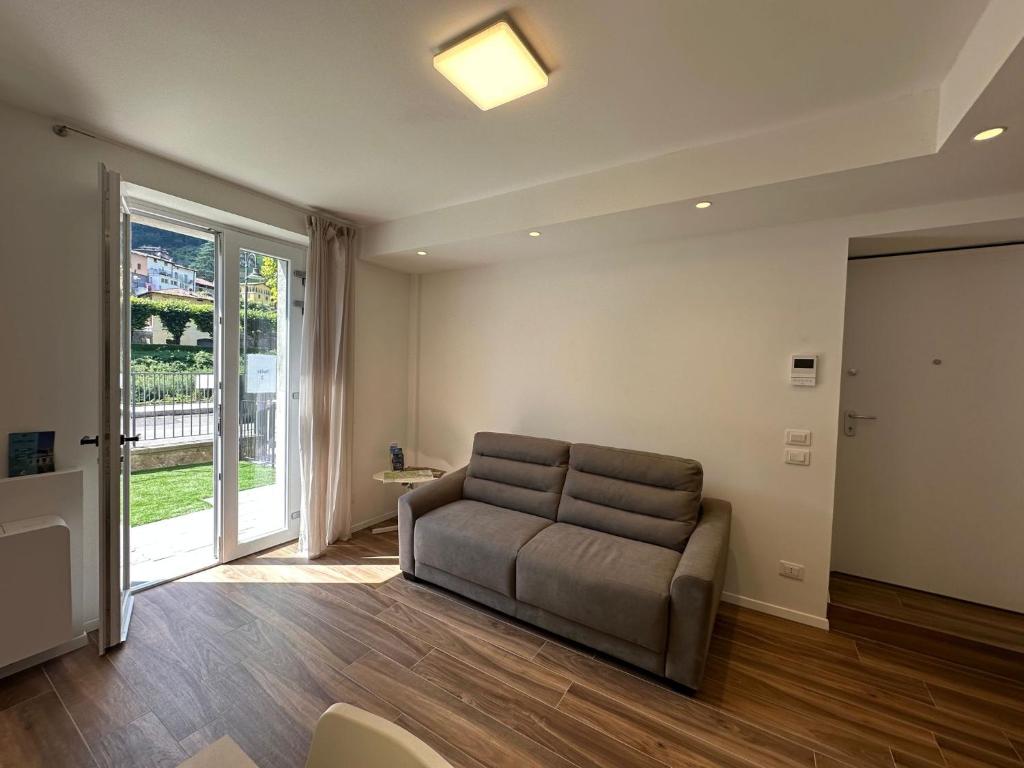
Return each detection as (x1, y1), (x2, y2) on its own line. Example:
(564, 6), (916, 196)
(370, 467), (445, 533)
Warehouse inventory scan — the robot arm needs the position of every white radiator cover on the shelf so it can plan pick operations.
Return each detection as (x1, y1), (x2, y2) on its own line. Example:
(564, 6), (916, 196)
(0, 515), (73, 668)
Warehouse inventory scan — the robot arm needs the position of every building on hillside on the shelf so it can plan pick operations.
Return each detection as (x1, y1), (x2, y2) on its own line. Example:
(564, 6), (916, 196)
(133, 245), (169, 257)
(130, 249), (197, 295)
(195, 277), (215, 298)
(130, 250), (149, 295)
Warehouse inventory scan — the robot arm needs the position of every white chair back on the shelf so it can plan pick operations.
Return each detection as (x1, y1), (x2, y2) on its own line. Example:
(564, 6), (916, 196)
(305, 704), (453, 768)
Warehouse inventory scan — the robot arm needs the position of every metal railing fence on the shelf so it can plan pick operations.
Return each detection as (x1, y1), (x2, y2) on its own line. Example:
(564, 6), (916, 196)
(128, 370), (276, 465)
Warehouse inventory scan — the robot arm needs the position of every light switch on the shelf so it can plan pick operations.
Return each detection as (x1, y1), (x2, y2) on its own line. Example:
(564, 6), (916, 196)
(785, 429), (811, 446)
(784, 448), (811, 466)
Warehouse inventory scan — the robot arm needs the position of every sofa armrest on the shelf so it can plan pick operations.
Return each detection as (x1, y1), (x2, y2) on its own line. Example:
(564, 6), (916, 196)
(398, 465), (468, 575)
(665, 497), (731, 689)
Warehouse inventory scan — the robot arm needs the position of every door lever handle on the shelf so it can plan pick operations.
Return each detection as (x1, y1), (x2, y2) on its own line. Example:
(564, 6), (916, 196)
(120, 435), (140, 445)
(80, 435), (99, 446)
(844, 410), (878, 437)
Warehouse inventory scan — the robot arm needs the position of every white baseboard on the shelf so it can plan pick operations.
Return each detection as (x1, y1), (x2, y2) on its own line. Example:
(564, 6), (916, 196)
(83, 618), (99, 633)
(0, 633), (90, 679)
(351, 510), (398, 534)
(721, 592), (830, 630)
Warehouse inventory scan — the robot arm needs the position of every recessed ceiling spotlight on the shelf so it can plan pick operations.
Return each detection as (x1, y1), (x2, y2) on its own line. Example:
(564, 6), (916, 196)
(416, 250), (428, 256)
(973, 127), (1006, 142)
(434, 19), (548, 111)
(695, 201), (712, 209)
(528, 231), (541, 237)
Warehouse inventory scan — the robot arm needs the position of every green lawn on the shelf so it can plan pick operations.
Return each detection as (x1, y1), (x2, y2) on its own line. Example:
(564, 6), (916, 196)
(130, 461), (275, 527)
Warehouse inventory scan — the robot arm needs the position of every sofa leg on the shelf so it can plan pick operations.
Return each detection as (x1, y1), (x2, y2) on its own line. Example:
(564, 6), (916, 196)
(402, 571), (421, 583)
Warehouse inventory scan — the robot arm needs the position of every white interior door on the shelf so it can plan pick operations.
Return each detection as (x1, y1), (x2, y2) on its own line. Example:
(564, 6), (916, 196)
(832, 247), (1024, 613)
(98, 165), (134, 651)
(220, 230), (303, 561)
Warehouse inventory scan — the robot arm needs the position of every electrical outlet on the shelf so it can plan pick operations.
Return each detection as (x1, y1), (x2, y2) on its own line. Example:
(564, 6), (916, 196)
(779, 561), (805, 580)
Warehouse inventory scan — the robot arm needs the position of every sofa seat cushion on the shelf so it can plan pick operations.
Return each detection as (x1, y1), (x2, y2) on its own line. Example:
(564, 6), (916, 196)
(414, 500), (552, 597)
(516, 523), (681, 653)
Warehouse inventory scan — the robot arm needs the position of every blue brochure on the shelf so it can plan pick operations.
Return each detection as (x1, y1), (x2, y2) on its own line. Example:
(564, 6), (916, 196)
(8, 431), (55, 477)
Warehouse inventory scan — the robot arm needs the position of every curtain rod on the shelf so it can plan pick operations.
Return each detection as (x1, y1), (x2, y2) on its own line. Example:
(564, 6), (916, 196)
(51, 121), (360, 230)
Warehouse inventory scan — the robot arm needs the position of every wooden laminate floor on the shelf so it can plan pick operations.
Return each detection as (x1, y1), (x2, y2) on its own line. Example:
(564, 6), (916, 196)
(830, 572), (1024, 655)
(3, 529), (1024, 768)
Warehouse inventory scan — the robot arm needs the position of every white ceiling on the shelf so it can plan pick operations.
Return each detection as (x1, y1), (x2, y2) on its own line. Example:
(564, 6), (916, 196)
(365, 34), (1024, 272)
(0, 0), (990, 222)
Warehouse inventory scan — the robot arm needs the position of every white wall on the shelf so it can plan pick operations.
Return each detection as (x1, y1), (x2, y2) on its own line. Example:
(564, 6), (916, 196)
(832, 246), (1024, 612)
(410, 192), (1024, 625)
(352, 260), (412, 526)
(0, 101), (409, 631)
(414, 225), (850, 625)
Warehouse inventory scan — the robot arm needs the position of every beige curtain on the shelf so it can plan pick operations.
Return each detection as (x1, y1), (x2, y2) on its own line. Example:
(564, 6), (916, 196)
(299, 216), (356, 558)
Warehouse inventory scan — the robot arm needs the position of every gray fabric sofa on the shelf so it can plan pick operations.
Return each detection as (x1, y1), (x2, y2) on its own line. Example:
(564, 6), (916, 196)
(398, 432), (731, 690)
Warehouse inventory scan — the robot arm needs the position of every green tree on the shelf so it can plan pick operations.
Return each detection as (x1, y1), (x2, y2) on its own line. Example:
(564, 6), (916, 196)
(240, 305), (277, 350)
(174, 241), (215, 282)
(194, 305), (214, 335)
(258, 256), (279, 304)
(131, 297), (157, 331)
(130, 296), (275, 347)
(156, 301), (193, 344)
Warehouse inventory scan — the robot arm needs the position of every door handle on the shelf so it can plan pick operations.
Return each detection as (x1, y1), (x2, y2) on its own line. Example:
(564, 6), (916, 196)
(120, 435), (140, 445)
(844, 410), (878, 437)
(80, 435), (99, 446)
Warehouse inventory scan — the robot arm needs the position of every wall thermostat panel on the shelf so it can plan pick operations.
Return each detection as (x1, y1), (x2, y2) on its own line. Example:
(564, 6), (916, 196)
(791, 355), (818, 387)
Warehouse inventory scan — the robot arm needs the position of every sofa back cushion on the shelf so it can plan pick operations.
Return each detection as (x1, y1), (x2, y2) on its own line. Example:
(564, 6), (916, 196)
(557, 443), (703, 550)
(464, 432), (571, 520)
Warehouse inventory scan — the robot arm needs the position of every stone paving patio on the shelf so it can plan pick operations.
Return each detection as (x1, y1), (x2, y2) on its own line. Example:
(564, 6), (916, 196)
(130, 482), (287, 585)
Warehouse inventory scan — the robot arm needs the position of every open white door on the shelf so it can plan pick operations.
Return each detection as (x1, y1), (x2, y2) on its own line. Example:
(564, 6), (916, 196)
(98, 165), (134, 652)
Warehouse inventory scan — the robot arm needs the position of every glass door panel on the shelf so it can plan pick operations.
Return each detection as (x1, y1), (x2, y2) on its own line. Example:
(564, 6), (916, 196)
(222, 233), (302, 560)
(238, 249), (289, 543)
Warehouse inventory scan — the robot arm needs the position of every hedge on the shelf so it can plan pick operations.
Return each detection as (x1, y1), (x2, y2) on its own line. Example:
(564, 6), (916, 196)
(130, 296), (277, 345)
(131, 347), (214, 372)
